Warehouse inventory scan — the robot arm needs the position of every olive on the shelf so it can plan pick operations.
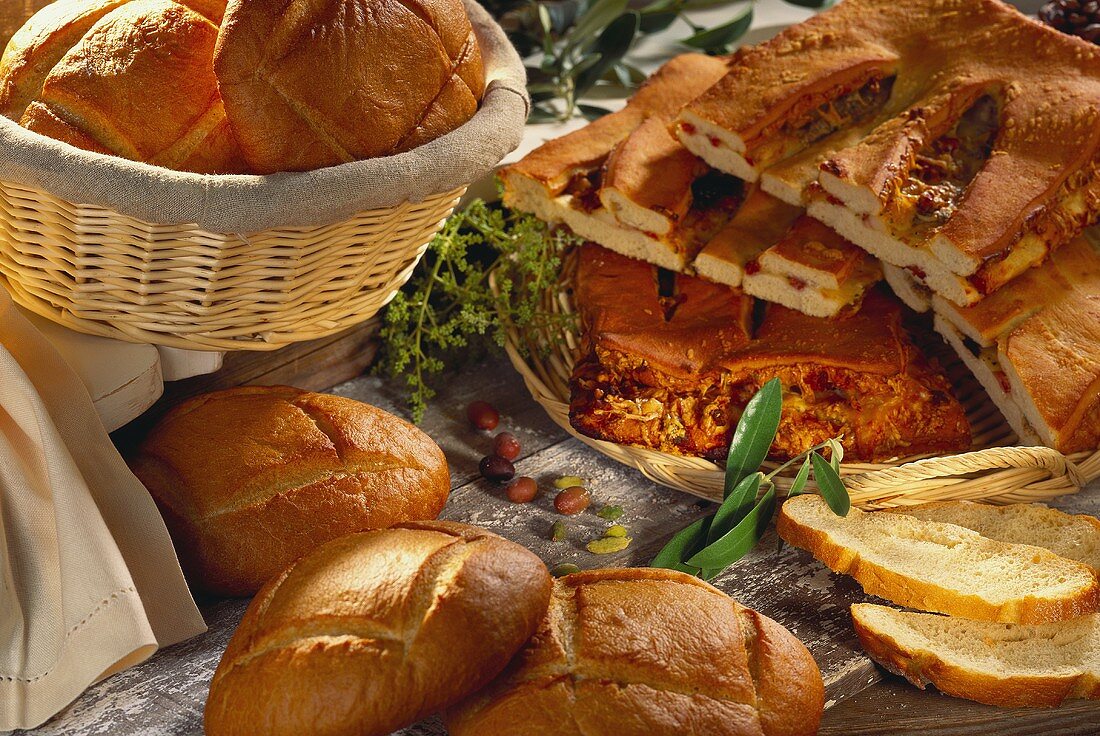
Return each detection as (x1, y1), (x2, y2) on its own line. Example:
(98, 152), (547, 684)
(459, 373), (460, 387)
(466, 400), (500, 430)
(479, 454), (515, 483)
(493, 432), (522, 461)
(554, 486), (591, 515)
(505, 476), (538, 503)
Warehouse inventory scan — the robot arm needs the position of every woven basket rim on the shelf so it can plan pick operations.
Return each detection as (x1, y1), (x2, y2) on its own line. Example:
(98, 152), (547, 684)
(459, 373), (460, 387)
(0, 0), (527, 232)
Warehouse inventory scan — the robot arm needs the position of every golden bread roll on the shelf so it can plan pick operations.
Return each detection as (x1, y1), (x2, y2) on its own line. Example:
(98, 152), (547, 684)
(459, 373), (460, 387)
(0, 0), (54, 55)
(213, 0), (485, 173)
(0, 0), (246, 173)
(130, 386), (450, 596)
(447, 568), (825, 736)
(204, 521), (553, 736)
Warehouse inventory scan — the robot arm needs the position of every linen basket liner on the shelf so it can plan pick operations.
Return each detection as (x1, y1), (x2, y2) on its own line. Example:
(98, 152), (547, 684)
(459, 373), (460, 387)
(0, 0), (528, 233)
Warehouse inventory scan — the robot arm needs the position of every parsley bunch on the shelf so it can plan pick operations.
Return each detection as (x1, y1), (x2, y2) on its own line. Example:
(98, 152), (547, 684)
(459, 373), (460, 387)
(377, 200), (581, 421)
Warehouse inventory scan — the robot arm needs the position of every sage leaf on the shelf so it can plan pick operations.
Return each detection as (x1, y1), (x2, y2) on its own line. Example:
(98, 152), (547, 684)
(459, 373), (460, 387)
(651, 515), (709, 574)
(708, 471), (762, 544)
(680, 5), (752, 53)
(811, 451), (850, 516)
(686, 485), (777, 569)
(788, 456), (812, 497)
(724, 377), (782, 496)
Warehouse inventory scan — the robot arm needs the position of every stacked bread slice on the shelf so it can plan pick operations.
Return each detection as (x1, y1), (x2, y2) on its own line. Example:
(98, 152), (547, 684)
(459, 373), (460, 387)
(502, 54), (885, 317)
(779, 495), (1100, 707)
(676, 0), (1100, 308)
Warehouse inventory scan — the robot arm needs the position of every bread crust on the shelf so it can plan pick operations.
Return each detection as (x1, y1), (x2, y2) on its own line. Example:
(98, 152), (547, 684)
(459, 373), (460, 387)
(677, 0), (1100, 303)
(851, 604), (1100, 708)
(0, 0), (244, 172)
(204, 521), (553, 736)
(778, 496), (1100, 624)
(213, 0), (484, 173)
(445, 567), (824, 736)
(130, 386), (450, 596)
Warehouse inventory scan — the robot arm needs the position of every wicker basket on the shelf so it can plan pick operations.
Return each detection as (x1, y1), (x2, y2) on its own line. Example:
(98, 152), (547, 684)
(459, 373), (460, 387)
(499, 250), (1100, 509)
(0, 2), (525, 351)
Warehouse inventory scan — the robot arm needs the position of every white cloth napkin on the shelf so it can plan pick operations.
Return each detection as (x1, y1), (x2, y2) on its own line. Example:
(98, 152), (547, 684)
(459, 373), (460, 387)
(0, 288), (206, 730)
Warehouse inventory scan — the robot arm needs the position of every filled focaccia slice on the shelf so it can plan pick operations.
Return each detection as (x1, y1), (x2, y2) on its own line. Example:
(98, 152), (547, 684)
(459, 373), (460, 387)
(741, 215), (882, 318)
(693, 189), (881, 317)
(501, 53), (736, 271)
(569, 243), (753, 461)
(931, 235), (1100, 453)
(676, 0), (1100, 306)
(721, 286), (970, 461)
(569, 244), (970, 462)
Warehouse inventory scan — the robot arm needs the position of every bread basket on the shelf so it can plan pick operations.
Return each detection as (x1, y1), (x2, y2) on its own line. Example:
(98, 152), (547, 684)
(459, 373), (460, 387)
(0, 1), (528, 351)
(499, 249), (1100, 509)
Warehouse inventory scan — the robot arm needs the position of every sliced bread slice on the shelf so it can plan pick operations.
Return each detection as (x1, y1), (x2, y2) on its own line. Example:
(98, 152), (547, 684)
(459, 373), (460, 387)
(776, 495), (1099, 624)
(851, 603), (1100, 707)
(886, 501), (1100, 574)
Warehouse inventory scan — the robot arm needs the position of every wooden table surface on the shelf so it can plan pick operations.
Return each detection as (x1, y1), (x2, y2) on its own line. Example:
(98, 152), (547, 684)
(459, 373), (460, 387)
(20, 347), (1100, 736)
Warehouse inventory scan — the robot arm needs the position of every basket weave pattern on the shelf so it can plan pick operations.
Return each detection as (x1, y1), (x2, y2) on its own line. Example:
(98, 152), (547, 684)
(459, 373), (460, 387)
(499, 251), (1100, 508)
(0, 181), (463, 350)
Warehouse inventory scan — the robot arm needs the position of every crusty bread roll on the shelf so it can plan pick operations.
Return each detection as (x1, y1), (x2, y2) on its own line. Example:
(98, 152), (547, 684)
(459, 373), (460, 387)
(130, 386), (450, 596)
(0, 0), (54, 55)
(447, 568), (824, 736)
(213, 0), (485, 173)
(205, 521), (552, 736)
(0, 0), (246, 173)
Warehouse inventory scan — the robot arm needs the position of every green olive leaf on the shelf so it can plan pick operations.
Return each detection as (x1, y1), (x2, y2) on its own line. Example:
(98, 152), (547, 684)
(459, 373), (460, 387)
(724, 377), (782, 497)
(651, 515), (709, 574)
(826, 437), (844, 472)
(638, 0), (682, 33)
(686, 484), (777, 569)
(567, 0), (629, 52)
(782, 0), (835, 7)
(708, 471), (762, 544)
(574, 12), (639, 97)
(787, 456), (813, 497)
(811, 451), (851, 517)
(680, 5), (752, 53)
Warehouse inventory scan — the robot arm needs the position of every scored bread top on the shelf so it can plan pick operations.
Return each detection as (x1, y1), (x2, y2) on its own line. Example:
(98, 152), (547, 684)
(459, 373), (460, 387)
(778, 494), (1100, 624)
(133, 386), (448, 523)
(446, 567), (824, 736)
(851, 603), (1100, 707)
(886, 501), (1100, 574)
(0, 0), (244, 173)
(205, 521), (553, 736)
(213, 0), (484, 173)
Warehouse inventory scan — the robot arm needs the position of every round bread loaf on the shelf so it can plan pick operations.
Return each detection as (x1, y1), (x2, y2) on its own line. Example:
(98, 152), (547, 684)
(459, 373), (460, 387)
(213, 0), (485, 173)
(447, 567), (825, 736)
(130, 386), (450, 596)
(0, 0), (245, 173)
(204, 521), (553, 736)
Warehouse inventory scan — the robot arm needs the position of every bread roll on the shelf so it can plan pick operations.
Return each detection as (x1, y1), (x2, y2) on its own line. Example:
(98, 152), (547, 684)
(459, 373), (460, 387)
(0, 0), (54, 56)
(205, 521), (553, 736)
(447, 568), (824, 736)
(0, 0), (246, 173)
(213, 0), (485, 174)
(130, 386), (450, 596)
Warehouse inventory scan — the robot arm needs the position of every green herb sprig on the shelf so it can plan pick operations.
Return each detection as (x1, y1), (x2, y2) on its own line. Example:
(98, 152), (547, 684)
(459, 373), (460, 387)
(377, 200), (581, 422)
(651, 378), (850, 580)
